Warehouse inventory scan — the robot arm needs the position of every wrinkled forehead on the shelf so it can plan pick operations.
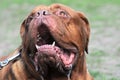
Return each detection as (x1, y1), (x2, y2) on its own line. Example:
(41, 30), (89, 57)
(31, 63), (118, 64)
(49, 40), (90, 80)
(31, 4), (76, 15)
(50, 4), (75, 13)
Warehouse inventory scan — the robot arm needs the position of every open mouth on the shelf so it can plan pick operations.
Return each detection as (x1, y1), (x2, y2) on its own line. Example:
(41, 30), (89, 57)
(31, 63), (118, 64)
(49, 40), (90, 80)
(35, 23), (77, 68)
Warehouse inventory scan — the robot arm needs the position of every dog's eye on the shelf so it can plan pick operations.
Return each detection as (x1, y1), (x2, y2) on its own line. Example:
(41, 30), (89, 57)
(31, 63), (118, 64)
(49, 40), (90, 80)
(56, 10), (68, 17)
(27, 16), (34, 23)
(25, 16), (33, 28)
(59, 11), (67, 16)
(27, 16), (33, 22)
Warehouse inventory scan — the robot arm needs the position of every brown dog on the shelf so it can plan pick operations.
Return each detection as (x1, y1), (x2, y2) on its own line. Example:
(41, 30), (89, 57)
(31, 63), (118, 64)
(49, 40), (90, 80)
(0, 4), (93, 80)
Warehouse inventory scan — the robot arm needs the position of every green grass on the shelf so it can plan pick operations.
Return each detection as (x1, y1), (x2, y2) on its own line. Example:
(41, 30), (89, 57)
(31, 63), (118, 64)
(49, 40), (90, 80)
(90, 70), (118, 80)
(0, 0), (120, 80)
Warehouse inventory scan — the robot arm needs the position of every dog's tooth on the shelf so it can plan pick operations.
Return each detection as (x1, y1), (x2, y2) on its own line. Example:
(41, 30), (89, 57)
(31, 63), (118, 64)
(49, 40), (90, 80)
(52, 41), (55, 47)
(37, 34), (40, 38)
(35, 45), (40, 49)
(37, 39), (39, 42)
(38, 37), (42, 40)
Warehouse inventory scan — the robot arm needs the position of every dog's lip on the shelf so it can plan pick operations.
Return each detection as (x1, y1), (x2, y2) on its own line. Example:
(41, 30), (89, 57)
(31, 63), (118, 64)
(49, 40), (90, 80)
(35, 42), (76, 67)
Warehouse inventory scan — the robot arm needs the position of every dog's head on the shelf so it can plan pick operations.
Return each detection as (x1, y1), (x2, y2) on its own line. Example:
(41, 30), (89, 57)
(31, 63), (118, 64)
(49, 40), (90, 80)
(20, 3), (90, 77)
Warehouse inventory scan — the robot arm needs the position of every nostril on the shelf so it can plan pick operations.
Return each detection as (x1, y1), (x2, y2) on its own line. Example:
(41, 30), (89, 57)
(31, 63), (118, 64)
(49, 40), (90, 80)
(37, 12), (40, 16)
(42, 10), (49, 15)
(43, 10), (46, 15)
(37, 10), (50, 17)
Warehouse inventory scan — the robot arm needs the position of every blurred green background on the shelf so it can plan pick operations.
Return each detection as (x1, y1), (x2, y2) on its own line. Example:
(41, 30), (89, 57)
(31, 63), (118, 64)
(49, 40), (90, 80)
(0, 0), (120, 80)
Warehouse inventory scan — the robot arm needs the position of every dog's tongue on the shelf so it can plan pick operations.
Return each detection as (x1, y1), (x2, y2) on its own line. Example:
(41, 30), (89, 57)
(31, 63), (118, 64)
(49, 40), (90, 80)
(35, 44), (75, 66)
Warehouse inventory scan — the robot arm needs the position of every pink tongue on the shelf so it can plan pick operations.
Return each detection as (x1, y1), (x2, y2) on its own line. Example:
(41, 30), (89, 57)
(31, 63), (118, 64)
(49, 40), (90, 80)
(36, 45), (75, 66)
(60, 53), (74, 66)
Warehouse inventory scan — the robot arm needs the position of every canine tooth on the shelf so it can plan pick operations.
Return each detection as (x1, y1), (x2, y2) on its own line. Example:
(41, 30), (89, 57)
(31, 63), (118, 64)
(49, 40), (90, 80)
(52, 41), (55, 46)
(35, 45), (39, 49)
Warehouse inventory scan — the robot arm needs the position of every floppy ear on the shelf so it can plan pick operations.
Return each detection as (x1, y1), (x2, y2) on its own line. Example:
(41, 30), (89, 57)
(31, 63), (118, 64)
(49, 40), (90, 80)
(20, 19), (26, 39)
(20, 15), (32, 39)
(78, 12), (90, 53)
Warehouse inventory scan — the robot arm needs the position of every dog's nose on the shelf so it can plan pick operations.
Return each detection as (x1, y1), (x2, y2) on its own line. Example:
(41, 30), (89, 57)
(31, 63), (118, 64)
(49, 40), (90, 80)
(37, 10), (50, 17)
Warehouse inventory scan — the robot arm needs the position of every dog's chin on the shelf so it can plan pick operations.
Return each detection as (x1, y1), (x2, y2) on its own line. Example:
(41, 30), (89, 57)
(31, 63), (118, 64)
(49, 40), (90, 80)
(31, 23), (78, 74)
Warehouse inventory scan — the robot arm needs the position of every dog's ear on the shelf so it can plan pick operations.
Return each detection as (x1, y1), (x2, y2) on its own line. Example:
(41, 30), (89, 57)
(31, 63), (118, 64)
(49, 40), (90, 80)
(77, 12), (90, 54)
(20, 19), (26, 39)
(20, 15), (33, 39)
